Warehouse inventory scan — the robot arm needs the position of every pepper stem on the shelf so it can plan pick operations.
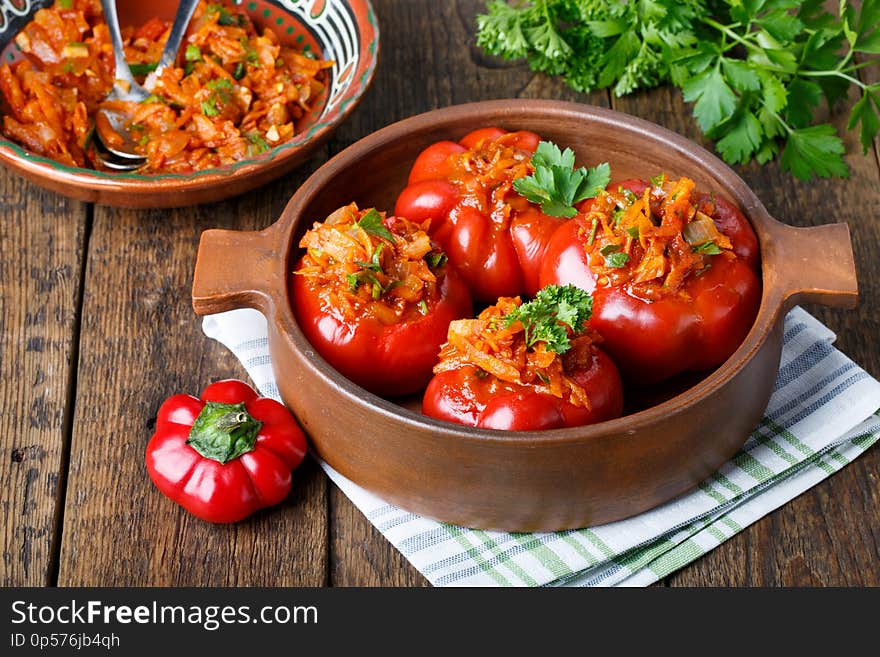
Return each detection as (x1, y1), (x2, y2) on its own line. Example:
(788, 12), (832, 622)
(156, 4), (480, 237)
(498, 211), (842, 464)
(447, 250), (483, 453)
(186, 401), (262, 464)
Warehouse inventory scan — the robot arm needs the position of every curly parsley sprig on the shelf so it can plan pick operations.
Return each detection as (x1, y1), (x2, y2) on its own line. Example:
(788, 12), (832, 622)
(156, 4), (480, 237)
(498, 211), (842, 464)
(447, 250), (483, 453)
(477, 0), (880, 181)
(504, 284), (593, 354)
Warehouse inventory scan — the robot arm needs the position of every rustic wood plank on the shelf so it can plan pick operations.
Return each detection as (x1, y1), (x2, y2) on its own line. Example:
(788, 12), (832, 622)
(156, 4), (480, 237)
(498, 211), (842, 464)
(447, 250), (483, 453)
(56, 166), (330, 586)
(606, 81), (880, 586)
(326, 0), (613, 586)
(0, 174), (87, 585)
(328, 493), (428, 587)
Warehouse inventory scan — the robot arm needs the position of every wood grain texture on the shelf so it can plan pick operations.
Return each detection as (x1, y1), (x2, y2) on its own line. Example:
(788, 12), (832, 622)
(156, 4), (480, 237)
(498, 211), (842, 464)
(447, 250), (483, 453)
(0, 172), (87, 585)
(329, 488), (427, 586)
(56, 170), (330, 586)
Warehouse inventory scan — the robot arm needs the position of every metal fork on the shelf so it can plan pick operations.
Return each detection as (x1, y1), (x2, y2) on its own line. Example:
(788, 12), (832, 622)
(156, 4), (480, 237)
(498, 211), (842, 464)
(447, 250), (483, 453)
(94, 0), (200, 170)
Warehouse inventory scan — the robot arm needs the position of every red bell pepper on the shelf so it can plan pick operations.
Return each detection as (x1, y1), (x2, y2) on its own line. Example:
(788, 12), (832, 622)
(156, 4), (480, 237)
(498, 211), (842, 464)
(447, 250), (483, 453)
(146, 379), (307, 523)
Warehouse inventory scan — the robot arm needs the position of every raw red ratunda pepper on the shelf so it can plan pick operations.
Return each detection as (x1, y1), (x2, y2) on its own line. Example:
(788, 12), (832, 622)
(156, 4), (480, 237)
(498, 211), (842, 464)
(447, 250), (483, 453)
(146, 379), (308, 523)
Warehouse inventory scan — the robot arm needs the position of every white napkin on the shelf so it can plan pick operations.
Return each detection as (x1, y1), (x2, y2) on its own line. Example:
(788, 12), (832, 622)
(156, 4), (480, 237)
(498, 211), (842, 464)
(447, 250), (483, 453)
(203, 307), (880, 586)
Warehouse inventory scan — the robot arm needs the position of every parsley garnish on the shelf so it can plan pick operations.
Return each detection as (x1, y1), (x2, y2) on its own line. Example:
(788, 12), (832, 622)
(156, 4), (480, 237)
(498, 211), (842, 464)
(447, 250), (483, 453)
(355, 209), (394, 242)
(129, 62), (158, 77)
(425, 251), (447, 269)
(649, 173), (665, 187)
(58, 0), (73, 8)
(693, 240), (722, 255)
(233, 62), (246, 80)
(246, 132), (270, 156)
(200, 97), (219, 117)
(240, 38), (260, 66)
(207, 3), (246, 26)
(354, 243), (385, 272)
(587, 216), (598, 246)
(207, 77), (233, 90)
(418, 300), (429, 315)
(504, 284), (593, 354)
(626, 226), (639, 239)
(512, 141), (611, 218)
(185, 45), (202, 62)
(476, 0), (880, 180)
(600, 243), (630, 268)
(347, 270), (399, 300)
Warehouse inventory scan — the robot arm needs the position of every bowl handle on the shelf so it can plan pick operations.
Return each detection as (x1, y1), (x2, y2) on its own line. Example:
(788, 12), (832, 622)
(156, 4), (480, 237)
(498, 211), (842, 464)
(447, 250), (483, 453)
(763, 220), (858, 312)
(191, 222), (285, 316)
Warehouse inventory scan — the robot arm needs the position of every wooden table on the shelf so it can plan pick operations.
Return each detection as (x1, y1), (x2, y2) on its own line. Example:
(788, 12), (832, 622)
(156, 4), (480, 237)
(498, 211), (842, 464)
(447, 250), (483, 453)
(2, 0), (879, 587)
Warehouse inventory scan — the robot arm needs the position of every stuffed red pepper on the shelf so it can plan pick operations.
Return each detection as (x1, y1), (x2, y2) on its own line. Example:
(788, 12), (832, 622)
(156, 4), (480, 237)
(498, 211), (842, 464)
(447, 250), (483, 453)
(395, 128), (576, 301)
(291, 203), (472, 396)
(422, 285), (623, 430)
(540, 176), (761, 384)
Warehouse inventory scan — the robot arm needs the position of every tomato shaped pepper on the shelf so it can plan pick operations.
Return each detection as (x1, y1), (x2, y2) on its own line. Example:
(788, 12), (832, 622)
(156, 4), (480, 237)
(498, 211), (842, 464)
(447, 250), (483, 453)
(540, 176), (761, 384)
(422, 286), (623, 431)
(291, 203), (472, 397)
(395, 128), (564, 301)
(146, 379), (308, 523)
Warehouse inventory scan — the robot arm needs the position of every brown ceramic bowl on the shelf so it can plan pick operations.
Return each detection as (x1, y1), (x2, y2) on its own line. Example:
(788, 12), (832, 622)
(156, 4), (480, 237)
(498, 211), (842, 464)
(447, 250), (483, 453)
(0, 0), (378, 207)
(192, 100), (857, 531)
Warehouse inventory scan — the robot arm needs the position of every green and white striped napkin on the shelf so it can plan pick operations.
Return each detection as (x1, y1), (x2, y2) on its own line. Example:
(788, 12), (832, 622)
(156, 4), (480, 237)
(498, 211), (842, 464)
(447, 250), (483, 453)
(203, 307), (880, 586)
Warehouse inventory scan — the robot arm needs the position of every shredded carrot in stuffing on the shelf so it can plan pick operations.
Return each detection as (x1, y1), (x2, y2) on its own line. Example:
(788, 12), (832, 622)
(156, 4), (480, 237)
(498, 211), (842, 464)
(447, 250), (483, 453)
(433, 297), (597, 409)
(449, 132), (534, 226)
(295, 203), (449, 325)
(580, 176), (736, 301)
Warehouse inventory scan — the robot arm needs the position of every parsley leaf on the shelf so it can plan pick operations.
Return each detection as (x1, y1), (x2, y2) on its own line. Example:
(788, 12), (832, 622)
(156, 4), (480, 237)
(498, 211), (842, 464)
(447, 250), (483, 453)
(693, 240), (722, 255)
(207, 77), (233, 90)
(600, 243), (630, 268)
(246, 132), (270, 156)
(504, 284), (593, 354)
(513, 141), (611, 218)
(354, 243), (385, 272)
(780, 125), (848, 180)
(425, 251), (447, 269)
(715, 110), (763, 164)
(129, 62), (158, 77)
(207, 3), (247, 27)
(185, 44), (202, 62)
(200, 97), (219, 117)
(346, 269), (398, 300)
(476, 1), (530, 58)
(355, 209), (395, 242)
(847, 87), (880, 154)
(681, 68), (737, 134)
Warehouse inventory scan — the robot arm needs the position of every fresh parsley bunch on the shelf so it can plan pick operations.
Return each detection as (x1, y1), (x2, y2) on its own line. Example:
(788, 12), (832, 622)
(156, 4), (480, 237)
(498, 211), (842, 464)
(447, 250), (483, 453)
(476, 0), (880, 180)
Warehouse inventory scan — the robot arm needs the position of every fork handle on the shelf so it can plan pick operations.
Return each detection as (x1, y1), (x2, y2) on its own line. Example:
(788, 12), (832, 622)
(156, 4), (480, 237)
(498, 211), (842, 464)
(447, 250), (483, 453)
(100, 0), (139, 93)
(154, 0), (201, 76)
